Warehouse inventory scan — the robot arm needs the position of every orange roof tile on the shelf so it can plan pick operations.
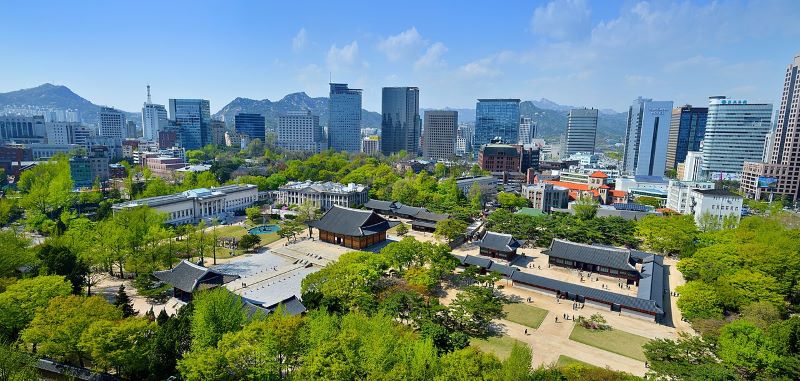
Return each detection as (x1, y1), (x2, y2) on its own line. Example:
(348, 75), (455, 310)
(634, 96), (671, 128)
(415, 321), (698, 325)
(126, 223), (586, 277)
(544, 180), (591, 191)
(609, 190), (627, 197)
(589, 170), (609, 179)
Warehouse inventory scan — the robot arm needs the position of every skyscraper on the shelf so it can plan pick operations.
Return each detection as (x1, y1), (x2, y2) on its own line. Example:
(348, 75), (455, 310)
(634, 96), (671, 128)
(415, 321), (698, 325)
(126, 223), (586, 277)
(234, 113), (266, 142)
(277, 110), (324, 152)
(381, 87), (421, 156)
(169, 99), (211, 150)
(666, 105), (707, 170)
(474, 99), (520, 147)
(741, 54), (800, 201)
(701, 96), (772, 178)
(328, 83), (362, 152)
(622, 97), (674, 176)
(518, 117), (535, 145)
(564, 108), (598, 155)
(142, 85), (168, 142)
(422, 110), (458, 160)
(98, 107), (126, 140)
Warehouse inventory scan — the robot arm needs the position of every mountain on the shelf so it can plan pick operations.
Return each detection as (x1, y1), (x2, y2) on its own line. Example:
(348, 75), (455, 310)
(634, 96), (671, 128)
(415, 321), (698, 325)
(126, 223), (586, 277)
(213, 92), (382, 130)
(0, 83), (139, 124)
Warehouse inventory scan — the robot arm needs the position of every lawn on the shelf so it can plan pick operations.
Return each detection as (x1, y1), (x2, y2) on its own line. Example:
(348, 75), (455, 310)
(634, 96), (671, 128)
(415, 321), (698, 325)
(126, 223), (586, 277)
(568, 325), (650, 362)
(503, 303), (549, 329)
(556, 355), (594, 368)
(469, 336), (528, 360)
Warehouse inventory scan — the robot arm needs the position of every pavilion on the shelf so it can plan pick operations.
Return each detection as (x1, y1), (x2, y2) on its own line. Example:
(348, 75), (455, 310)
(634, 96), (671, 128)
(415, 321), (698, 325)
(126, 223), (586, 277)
(153, 260), (239, 301)
(546, 239), (642, 284)
(476, 231), (524, 260)
(308, 205), (399, 249)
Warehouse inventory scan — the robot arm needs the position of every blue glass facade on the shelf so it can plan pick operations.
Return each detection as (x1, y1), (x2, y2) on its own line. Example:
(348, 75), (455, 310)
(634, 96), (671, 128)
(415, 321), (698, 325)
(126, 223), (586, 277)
(673, 106), (708, 168)
(328, 83), (362, 152)
(474, 99), (520, 148)
(235, 113), (266, 141)
(381, 87), (420, 155)
(169, 99), (211, 150)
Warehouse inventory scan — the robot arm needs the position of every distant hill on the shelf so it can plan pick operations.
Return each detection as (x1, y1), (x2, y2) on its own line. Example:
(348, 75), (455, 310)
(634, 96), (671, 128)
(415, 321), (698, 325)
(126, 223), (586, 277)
(213, 92), (382, 130)
(0, 83), (139, 124)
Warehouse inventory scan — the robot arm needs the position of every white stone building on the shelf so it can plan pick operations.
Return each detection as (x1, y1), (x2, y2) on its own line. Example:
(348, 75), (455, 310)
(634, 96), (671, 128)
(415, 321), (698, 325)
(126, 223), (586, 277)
(275, 181), (369, 210)
(665, 180), (714, 214)
(112, 184), (258, 225)
(690, 188), (743, 228)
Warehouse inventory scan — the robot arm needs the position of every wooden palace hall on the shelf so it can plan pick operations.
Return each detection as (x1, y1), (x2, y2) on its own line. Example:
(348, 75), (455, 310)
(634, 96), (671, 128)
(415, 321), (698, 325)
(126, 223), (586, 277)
(308, 205), (399, 249)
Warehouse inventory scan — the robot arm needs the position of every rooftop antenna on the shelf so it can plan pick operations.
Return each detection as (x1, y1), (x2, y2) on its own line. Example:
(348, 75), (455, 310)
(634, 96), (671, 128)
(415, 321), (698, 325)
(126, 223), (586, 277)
(146, 84), (152, 104)
(329, 72), (332, 83)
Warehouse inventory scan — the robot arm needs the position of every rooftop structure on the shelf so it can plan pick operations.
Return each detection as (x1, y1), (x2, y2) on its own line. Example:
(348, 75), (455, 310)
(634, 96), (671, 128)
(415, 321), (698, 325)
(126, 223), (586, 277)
(154, 260), (239, 301)
(476, 231), (523, 260)
(275, 181), (369, 210)
(308, 205), (399, 249)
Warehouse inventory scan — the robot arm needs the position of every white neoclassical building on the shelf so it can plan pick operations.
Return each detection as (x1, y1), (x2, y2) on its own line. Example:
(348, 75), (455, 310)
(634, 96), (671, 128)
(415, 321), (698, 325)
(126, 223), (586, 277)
(112, 184), (258, 225)
(275, 181), (369, 211)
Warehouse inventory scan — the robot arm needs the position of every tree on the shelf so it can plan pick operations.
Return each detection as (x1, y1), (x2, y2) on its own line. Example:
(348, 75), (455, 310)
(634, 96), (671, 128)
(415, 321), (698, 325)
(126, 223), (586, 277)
(17, 156), (75, 230)
(573, 196), (599, 220)
(644, 333), (735, 381)
(0, 275), (72, 341)
(434, 162), (447, 178)
(245, 206), (262, 225)
(114, 284), (137, 317)
(447, 286), (505, 336)
(37, 243), (88, 294)
(296, 200), (320, 237)
(717, 320), (783, 379)
(0, 343), (38, 381)
(497, 343), (532, 381)
(496, 192), (529, 210)
(635, 196), (662, 209)
(468, 182), (483, 211)
(238, 233), (261, 251)
(396, 222), (409, 236)
(301, 251), (387, 313)
(0, 230), (34, 278)
(637, 214), (698, 256)
(21, 295), (122, 366)
(434, 218), (468, 243)
(191, 288), (247, 349)
(676, 281), (723, 321)
(78, 317), (157, 378)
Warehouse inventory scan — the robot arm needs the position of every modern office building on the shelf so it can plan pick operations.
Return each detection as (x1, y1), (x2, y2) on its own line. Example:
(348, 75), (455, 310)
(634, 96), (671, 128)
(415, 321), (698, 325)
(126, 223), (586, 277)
(169, 99), (212, 150)
(666, 105), (707, 170)
(361, 135), (381, 155)
(275, 181), (369, 211)
(701, 96), (772, 179)
(235, 113), (266, 142)
(474, 99), (520, 147)
(328, 83), (362, 152)
(681, 151), (705, 181)
(741, 54), (800, 201)
(277, 110), (324, 152)
(564, 108), (598, 155)
(518, 117), (535, 145)
(211, 119), (227, 146)
(112, 184), (259, 225)
(381, 87), (421, 156)
(622, 97), (674, 176)
(45, 122), (85, 145)
(422, 110), (457, 160)
(98, 107), (127, 140)
(521, 183), (569, 213)
(142, 86), (168, 141)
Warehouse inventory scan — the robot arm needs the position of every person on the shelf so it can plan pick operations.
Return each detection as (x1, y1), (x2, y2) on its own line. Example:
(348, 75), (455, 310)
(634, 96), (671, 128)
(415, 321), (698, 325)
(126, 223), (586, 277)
(555, 316), (558, 323)
(525, 328), (528, 335)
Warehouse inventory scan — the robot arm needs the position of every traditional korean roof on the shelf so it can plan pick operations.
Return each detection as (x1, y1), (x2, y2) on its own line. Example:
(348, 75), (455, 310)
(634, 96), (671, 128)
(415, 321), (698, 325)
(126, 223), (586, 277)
(153, 260), (239, 293)
(477, 231), (523, 253)
(547, 239), (636, 272)
(308, 205), (399, 236)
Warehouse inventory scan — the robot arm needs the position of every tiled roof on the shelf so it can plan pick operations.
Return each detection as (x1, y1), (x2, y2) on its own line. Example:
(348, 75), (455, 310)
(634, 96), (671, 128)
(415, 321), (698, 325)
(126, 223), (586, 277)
(154, 260), (239, 293)
(589, 171), (608, 179)
(544, 180), (591, 191)
(308, 205), (398, 236)
(477, 231), (523, 252)
(547, 239), (636, 272)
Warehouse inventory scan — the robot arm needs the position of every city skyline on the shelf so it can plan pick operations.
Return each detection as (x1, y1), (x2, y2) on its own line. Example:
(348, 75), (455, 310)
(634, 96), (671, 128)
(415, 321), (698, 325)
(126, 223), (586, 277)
(2, 0), (799, 113)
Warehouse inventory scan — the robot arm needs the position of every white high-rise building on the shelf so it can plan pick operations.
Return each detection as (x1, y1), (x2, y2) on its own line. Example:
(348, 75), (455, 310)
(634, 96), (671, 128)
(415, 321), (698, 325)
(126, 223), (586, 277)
(622, 97), (674, 176)
(518, 117), (535, 145)
(277, 110), (324, 152)
(565, 108), (598, 155)
(142, 85), (168, 141)
(681, 151), (704, 181)
(701, 96), (773, 179)
(422, 110), (458, 160)
(98, 106), (126, 140)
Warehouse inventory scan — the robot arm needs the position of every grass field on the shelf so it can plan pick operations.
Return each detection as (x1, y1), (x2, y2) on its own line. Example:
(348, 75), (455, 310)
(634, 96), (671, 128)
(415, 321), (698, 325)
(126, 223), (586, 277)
(568, 325), (650, 361)
(503, 303), (549, 329)
(556, 355), (594, 368)
(469, 336), (528, 360)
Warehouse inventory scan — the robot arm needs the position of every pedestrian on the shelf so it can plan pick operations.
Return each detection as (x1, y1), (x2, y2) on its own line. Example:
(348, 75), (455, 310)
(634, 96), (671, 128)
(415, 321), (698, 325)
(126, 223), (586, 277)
(524, 328), (528, 335)
(555, 316), (558, 323)
(572, 314), (574, 320)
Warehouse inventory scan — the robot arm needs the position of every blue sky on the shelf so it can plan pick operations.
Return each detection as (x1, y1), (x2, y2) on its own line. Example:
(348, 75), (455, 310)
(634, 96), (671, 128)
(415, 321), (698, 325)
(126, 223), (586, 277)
(3, 0), (799, 113)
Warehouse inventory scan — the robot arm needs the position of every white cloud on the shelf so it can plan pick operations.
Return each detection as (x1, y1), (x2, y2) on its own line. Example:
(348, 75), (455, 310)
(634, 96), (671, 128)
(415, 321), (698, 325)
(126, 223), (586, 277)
(624, 74), (655, 86)
(531, 0), (591, 41)
(458, 52), (516, 78)
(292, 28), (307, 52)
(664, 55), (722, 72)
(414, 42), (447, 70)
(326, 41), (359, 71)
(378, 27), (423, 61)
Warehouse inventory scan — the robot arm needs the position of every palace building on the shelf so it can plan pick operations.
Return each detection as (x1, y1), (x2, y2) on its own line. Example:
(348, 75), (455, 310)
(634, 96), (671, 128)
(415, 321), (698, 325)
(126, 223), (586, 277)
(308, 205), (399, 249)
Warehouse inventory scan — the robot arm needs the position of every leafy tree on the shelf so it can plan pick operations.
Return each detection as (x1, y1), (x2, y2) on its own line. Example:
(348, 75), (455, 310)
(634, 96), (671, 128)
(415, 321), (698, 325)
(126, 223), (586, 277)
(637, 215), (698, 256)
(676, 281), (723, 321)
(497, 343), (533, 380)
(191, 288), (246, 349)
(302, 251), (387, 313)
(434, 218), (468, 243)
(468, 181), (483, 211)
(0, 230), (34, 278)
(740, 301), (782, 330)
(573, 196), (599, 220)
(0, 275), (72, 341)
(37, 243), (88, 294)
(0, 343), (38, 381)
(21, 295), (122, 366)
(17, 156), (75, 230)
(238, 233), (261, 250)
(447, 286), (505, 336)
(78, 317), (157, 378)
(643, 333), (735, 381)
(296, 200), (320, 237)
(717, 320), (784, 379)
(396, 221), (409, 236)
(245, 206), (262, 224)
(635, 196), (662, 209)
(114, 284), (137, 317)
(718, 269), (784, 312)
(496, 192), (529, 210)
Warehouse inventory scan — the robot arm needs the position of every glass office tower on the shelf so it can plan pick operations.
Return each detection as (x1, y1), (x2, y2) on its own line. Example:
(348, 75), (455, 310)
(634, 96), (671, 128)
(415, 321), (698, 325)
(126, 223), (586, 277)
(235, 113), (266, 142)
(169, 99), (211, 150)
(328, 83), (362, 152)
(474, 99), (520, 148)
(666, 105), (707, 169)
(381, 87), (421, 155)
